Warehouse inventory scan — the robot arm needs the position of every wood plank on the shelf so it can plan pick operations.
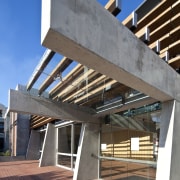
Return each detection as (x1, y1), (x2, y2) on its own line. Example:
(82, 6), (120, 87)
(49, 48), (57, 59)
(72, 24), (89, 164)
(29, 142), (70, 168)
(49, 64), (83, 97)
(31, 118), (55, 128)
(149, 14), (179, 44)
(168, 56), (180, 69)
(105, 0), (121, 16)
(159, 41), (180, 59)
(62, 74), (107, 102)
(38, 57), (73, 95)
(56, 69), (95, 98)
(134, 0), (177, 33)
(74, 79), (117, 103)
(135, 1), (179, 38)
(149, 26), (179, 50)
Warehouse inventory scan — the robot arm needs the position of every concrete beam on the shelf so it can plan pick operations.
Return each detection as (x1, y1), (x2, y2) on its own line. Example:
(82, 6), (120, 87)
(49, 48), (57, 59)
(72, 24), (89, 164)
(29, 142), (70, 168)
(8, 89), (99, 124)
(41, 0), (180, 102)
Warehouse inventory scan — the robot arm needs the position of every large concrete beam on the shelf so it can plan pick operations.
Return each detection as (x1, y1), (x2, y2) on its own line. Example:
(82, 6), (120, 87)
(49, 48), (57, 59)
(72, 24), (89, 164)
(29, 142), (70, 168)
(41, 0), (180, 102)
(8, 89), (99, 124)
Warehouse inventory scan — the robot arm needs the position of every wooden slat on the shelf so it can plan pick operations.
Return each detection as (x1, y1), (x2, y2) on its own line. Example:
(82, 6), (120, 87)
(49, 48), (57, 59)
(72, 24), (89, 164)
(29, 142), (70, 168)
(159, 41), (180, 59)
(74, 79), (117, 103)
(135, 1), (179, 38)
(31, 118), (55, 128)
(134, 0), (177, 34)
(105, 0), (121, 16)
(62, 74), (107, 102)
(168, 56), (180, 69)
(56, 69), (95, 98)
(49, 64), (84, 97)
(38, 57), (73, 95)
(149, 26), (179, 50)
(149, 2), (180, 33)
(31, 116), (49, 126)
(149, 14), (179, 44)
(79, 84), (130, 107)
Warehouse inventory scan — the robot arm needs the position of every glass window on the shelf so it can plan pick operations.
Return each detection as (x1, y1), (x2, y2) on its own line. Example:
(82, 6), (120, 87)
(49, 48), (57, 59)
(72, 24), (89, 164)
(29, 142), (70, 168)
(58, 126), (71, 153)
(100, 105), (160, 179)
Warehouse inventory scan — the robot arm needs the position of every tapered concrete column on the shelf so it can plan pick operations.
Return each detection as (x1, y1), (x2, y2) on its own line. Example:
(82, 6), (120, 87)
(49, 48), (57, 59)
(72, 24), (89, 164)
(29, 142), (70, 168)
(170, 101), (180, 180)
(39, 123), (56, 167)
(156, 100), (180, 180)
(73, 123), (100, 180)
(26, 130), (40, 160)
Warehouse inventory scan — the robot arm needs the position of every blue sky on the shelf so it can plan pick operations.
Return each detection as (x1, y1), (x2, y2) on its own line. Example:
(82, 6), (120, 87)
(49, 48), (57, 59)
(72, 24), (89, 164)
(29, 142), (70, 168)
(0, 0), (143, 107)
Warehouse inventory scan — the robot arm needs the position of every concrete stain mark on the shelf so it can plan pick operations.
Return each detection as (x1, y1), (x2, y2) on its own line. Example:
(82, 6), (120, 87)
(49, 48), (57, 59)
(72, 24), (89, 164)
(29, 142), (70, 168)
(136, 42), (145, 72)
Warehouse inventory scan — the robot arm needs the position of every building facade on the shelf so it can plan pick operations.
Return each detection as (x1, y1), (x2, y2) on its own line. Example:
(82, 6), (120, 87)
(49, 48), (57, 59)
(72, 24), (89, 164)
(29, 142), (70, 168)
(7, 0), (179, 179)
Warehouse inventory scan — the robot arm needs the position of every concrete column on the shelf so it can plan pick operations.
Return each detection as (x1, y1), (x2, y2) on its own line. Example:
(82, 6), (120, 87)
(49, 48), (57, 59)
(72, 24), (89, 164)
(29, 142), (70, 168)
(156, 100), (178, 179)
(26, 130), (40, 160)
(39, 123), (56, 167)
(73, 123), (100, 180)
(170, 101), (180, 180)
(16, 114), (30, 156)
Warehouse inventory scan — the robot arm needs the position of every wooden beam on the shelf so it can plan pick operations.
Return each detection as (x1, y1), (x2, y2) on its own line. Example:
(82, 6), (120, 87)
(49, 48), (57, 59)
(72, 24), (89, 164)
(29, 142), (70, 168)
(160, 41), (180, 59)
(134, 0), (177, 34)
(149, 26), (179, 50)
(31, 118), (55, 129)
(168, 56), (180, 69)
(56, 69), (95, 98)
(105, 0), (121, 16)
(149, 14), (179, 44)
(38, 57), (73, 95)
(74, 79), (117, 103)
(135, 1), (179, 38)
(62, 74), (107, 102)
(49, 64), (83, 97)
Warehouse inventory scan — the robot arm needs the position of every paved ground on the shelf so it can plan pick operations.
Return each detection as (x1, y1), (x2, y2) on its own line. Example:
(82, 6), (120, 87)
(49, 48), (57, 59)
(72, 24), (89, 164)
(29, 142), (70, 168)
(0, 159), (73, 180)
(101, 160), (156, 180)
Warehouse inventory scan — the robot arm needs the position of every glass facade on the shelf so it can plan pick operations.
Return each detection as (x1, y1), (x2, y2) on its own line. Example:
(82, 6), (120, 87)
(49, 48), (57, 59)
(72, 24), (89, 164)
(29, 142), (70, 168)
(100, 104), (160, 179)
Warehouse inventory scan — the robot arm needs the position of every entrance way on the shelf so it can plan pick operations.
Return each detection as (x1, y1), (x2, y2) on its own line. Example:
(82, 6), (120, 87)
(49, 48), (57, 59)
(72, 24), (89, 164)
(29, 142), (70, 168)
(56, 123), (81, 170)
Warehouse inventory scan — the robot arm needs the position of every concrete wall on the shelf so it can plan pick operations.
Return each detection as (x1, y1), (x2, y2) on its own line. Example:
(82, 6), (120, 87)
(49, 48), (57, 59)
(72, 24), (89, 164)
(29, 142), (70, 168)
(26, 130), (41, 160)
(16, 114), (30, 156)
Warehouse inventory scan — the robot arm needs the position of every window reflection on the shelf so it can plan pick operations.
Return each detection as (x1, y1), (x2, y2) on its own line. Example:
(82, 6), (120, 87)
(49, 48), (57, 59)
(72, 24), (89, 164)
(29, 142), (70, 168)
(100, 104), (160, 179)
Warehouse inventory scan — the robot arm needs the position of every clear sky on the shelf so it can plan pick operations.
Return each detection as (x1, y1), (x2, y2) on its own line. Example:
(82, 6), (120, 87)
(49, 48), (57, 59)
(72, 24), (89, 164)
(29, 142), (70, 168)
(0, 0), (143, 107)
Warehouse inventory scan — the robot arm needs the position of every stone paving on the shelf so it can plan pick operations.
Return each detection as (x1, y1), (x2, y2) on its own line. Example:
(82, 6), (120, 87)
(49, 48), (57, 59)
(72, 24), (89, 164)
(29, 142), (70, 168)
(0, 159), (73, 180)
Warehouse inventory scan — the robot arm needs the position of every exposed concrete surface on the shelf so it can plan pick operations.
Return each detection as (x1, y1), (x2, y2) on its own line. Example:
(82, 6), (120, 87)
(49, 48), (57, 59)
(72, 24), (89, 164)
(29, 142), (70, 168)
(41, 0), (180, 102)
(170, 101), (180, 180)
(73, 123), (100, 180)
(26, 130), (40, 160)
(9, 89), (100, 124)
(16, 114), (30, 156)
(156, 100), (175, 180)
(39, 123), (56, 167)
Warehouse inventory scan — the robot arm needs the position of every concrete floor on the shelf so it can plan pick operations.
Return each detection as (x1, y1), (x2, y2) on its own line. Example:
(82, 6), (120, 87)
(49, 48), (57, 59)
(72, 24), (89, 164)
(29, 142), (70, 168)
(0, 159), (73, 180)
